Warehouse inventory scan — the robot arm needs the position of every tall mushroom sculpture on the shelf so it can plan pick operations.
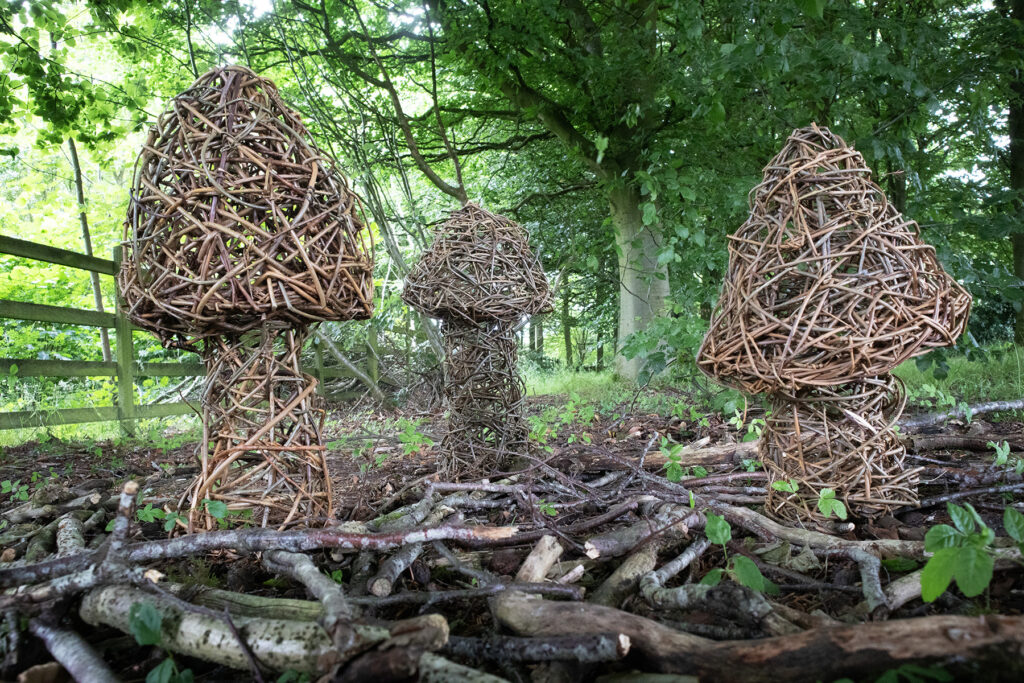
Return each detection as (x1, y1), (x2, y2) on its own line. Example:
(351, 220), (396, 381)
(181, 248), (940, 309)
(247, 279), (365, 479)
(403, 204), (551, 477)
(119, 66), (374, 530)
(697, 125), (971, 525)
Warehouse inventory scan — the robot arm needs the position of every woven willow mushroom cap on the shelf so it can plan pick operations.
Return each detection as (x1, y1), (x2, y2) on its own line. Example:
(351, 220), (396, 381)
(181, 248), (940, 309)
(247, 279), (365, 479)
(402, 203), (552, 323)
(696, 125), (971, 394)
(119, 65), (374, 351)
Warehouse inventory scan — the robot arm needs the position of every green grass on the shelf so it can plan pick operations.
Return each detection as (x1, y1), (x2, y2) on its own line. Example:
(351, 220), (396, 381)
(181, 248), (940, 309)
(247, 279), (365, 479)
(894, 345), (1024, 411)
(0, 415), (199, 450)
(524, 368), (623, 400)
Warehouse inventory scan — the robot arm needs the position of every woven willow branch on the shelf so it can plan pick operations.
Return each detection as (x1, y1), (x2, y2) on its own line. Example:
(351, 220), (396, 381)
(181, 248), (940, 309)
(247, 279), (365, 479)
(120, 66), (374, 530)
(404, 204), (550, 478)
(697, 125), (970, 524)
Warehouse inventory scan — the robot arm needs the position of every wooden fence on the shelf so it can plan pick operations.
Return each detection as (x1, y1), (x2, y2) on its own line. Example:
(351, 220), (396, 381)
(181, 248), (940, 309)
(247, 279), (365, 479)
(0, 235), (369, 436)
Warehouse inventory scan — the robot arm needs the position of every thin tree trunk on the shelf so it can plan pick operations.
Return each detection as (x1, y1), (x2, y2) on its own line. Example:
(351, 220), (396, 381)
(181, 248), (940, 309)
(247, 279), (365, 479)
(596, 341), (604, 370)
(68, 139), (112, 363)
(1012, 0), (1024, 343)
(562, 287), (573, 369)
(610, 183), (669, 380)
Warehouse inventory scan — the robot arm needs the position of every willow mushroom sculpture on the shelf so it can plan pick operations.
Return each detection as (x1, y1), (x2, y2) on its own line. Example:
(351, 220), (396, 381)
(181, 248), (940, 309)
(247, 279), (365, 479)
(403, 204), (551, 477)
(119, 65), (373, 530)
(697, 124), (971, 525)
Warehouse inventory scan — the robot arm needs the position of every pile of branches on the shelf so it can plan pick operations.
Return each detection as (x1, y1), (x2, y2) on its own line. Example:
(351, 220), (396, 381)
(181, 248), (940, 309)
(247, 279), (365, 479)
(1, 423), (1023, 682)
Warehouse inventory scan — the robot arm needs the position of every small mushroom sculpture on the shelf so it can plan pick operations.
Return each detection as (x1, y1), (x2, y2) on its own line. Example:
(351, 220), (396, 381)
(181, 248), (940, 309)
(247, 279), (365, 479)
(119, 65), (373, 530)
(403, 204), (551, 477)
(697, 125), (971, 525)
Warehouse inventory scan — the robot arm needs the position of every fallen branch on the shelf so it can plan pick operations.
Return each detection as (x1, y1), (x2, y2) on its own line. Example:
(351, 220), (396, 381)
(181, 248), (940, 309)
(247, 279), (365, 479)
(443, 633), (630, 663)
(80, 585), (385, 673)
(900, 399), (1024, 431)
(492, 591), (1024, 682)
(28, 618), (121, 683)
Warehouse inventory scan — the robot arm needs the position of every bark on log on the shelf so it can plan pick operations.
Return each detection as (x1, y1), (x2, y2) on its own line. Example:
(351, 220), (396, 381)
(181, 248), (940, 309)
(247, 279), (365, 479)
(80, 585), (385, 673)
(492, 592), (1024, 682)
(443, 633), (630, 663)
(901, 399), (1024, 431)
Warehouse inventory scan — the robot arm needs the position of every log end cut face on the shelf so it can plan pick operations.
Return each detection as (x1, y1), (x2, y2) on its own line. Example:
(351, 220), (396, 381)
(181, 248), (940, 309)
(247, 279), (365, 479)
(402, 203), (552, 323)
(119, 65), (374, 348)
(696, 125), (971, 394)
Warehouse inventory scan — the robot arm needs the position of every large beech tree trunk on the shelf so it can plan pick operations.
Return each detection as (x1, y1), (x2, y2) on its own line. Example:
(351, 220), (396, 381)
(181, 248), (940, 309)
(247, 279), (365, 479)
(610, 183), (669, 380)
(1011, 0), (1024, 343)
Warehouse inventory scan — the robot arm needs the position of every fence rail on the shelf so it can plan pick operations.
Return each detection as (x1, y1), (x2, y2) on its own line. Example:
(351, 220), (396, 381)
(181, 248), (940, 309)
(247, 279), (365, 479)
(0, 235), (366, 434)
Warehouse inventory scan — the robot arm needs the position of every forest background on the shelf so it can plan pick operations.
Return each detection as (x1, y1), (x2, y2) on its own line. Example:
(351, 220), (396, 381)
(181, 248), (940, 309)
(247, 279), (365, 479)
(1, 0), (1023, 444)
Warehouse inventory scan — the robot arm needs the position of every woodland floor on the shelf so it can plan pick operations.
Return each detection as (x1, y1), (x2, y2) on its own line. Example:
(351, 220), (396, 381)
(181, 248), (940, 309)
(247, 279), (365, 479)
(1, 392), (1023, 682)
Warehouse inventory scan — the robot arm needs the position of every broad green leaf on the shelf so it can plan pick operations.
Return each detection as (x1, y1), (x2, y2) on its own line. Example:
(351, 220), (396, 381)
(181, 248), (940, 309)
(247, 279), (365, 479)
(947, 503), (974, 535)
(920, 548), (957, 602)
(700, 568), (724, 586)
(952, 546), (993, 598)
(1004, 507), (1024, 542)
(924, 524), (960, 552)
(705, 513), (731, 546)
(203, 499), (228, 520)
(129, 601), (163, 646)
(730, 555), (765, 592)
(146, 659), (174, 683)
(708, 101), (725, 124)
(795, 0), (827, 19)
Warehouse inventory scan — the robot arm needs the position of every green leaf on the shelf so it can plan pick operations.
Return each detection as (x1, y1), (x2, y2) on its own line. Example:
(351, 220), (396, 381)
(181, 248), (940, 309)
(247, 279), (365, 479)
(881, 556), (919, 572)
(952, 546), (993, 598)
(707, 100), (725, 124)
(705, 513), (732, 546)
(146, 659), (174, 683)
(795, 0), (826, 19)
(641, 202), (657, 226)
(921, 548), (958, 602)
(947, 503), (975, 535)
(700, 568), (724, 586)
(1004, 507), (1024, 542)
(129, 601), (163, 646)
(730, 555), (766, 592)
(203, 499), (228, 520)
(924, 524), (962, 552)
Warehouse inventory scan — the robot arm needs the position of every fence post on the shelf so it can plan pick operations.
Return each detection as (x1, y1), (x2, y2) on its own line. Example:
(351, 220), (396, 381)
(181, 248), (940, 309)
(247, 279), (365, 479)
(112, 246), (136, 437)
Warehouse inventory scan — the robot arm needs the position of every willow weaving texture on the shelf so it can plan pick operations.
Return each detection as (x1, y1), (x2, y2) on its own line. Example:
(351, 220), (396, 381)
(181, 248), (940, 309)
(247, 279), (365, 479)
(120, 66), (373, 530)
(185, 326), (331, 530)
(119, 64), (373, 351)
(761, 377), (921, 524)
(697, 125), (970, 525)
(404, 204), (550, 476)
(697, 126), (970, 394)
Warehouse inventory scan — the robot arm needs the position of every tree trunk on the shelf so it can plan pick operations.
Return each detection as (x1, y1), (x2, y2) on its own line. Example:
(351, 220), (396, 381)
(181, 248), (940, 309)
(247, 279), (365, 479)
(609, 183), (669, 380)
(562, 287), (572, 368)
(1012, 0), (1024, 343)
(68, 139), (112, 363)
(596, 341), (604, 370)
(536, 317), (544, 355)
